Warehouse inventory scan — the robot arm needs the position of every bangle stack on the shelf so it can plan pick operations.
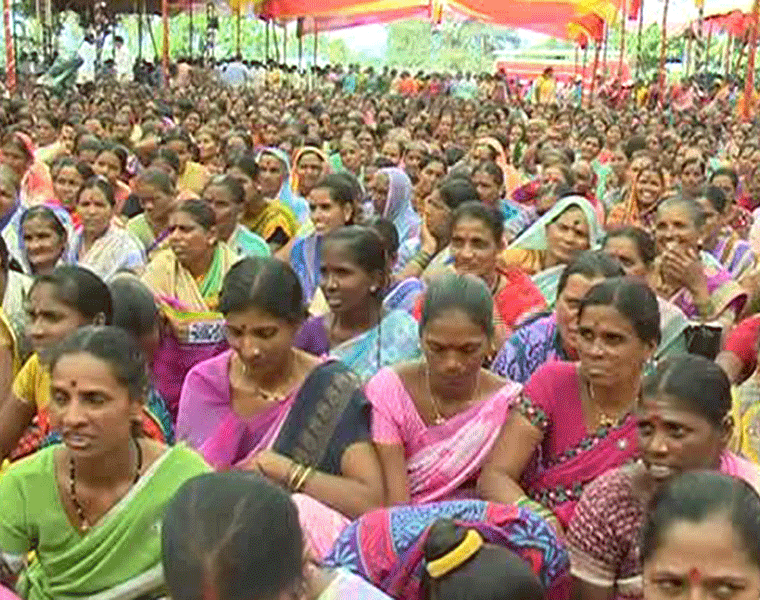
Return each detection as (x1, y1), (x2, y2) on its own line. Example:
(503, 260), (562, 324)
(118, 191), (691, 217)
(287, 462), (314, 493)
(515, 495), (560, 529)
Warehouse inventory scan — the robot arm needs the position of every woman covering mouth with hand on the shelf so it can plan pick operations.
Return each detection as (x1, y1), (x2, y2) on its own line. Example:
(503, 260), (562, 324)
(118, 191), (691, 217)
(567, 353), (760, 600)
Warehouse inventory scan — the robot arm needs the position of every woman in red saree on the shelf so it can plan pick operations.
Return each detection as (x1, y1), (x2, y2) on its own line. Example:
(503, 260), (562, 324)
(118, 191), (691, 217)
(478, 277), (661, 529)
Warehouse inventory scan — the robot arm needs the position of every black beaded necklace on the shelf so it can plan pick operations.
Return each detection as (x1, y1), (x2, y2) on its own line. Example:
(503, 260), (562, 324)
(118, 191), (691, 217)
(68, 437), (143, 532)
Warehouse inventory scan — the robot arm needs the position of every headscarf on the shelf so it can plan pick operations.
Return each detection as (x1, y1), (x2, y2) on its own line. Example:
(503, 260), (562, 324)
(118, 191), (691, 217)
(256, 147), (309, 224)
(377, 167), (421, 242)
(508, 195), (602, 251)
(0, 164), (20, 232)
(606, 168), (663, 231)
(478, 136), (509, 176)
(290, 146), (330, 198)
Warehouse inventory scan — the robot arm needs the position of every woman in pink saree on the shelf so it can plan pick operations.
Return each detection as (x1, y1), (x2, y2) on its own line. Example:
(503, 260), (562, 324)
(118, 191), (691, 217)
(478, 277), (661, 529)
(177, 256), (384, 556)
(367, 272), (518, 505)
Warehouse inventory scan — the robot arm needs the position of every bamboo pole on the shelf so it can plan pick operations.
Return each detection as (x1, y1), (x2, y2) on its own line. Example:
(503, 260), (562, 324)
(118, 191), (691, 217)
(313, 26), (317, 64)
(696, 2), (704, 73)
(188, 0), (193, 59)
(726, 33), (732, 78)
(602, 23), (608, 77)
(743, 0), (760, 120)
(235, 5), (241, 57)
(705, 22), (713, 73)
(657, 0), (670, 103)
(575, 44), (579, 75)
(283, 22), (287, 64)
(265, 18), (269, 60)
(298, 18), (302, 69)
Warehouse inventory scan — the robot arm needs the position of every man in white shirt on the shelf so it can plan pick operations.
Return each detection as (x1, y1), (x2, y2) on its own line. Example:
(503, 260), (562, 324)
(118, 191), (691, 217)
(114, 36), (133, 83)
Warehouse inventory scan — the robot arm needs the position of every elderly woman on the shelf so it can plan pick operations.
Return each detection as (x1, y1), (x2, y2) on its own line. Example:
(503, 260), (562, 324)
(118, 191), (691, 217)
(500, 195), (602, 306)
(650, 195), (746, 326)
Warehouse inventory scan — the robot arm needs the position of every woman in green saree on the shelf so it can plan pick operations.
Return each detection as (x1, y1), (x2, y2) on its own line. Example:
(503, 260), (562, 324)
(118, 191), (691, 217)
(0, 326), (209, 600)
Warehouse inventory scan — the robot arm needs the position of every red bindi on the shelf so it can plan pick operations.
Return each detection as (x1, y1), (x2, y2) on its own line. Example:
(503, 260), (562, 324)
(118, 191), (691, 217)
(688, 568), (701, 585)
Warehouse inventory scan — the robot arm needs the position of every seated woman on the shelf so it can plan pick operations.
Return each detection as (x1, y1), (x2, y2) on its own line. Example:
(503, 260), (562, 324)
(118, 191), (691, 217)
(697, 185), (757, 281)
(141, 200), (236, 416)
(162, 127), (210, 197)
(501, 195), (601, 305)
(491, 251), (624, 384)
(450, 202), (546, 345)
(50, 157), (93, 226)
(368, 167), (421, 270)
(325, 500), (570, 600)
(290, 146), (331, 213)
(127, 168), (178, 253)
(568, 354), (760, 600)
(18, 206), (71, 275)
(398, 177), (479, 282)
(176, 257), (384, 521)
(195, 126), (224, 175)
(0, 326), (209, 600)
(0, 163), (24, 270)
(229, 154), (298, 251)
(606, 162), (666, 231)
(202, 174), (270, 258)
(289, 174), (355, 308)
(650, 195), (746, 326)
(367, 272), (519, 505)
(257, 147), (310, 225)
(472, 161), (535, 242)
(0, 130), (54, 207)
(640, 472), (760, 600)
(294, 226), (421, 381)
(478, 277), (661, 529)
(91, 142), (131, 213)
(366, 217), (424, 315)
(66, 177), (145, 282)
(162, 472), (391, 600)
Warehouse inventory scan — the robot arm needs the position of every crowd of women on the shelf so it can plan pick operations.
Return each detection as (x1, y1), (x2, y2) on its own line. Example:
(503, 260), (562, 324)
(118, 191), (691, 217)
(0, 65), (760, 600)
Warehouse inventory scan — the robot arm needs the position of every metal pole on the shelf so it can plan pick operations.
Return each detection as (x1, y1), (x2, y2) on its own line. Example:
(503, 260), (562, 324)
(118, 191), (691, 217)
(744, 0), (759, 120)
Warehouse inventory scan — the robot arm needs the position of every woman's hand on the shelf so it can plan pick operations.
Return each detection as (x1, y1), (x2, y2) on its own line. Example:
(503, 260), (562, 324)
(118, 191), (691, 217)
(244, 449), (290, 483)
(420, 219), (437, 255)
(661, 246), (707, 292)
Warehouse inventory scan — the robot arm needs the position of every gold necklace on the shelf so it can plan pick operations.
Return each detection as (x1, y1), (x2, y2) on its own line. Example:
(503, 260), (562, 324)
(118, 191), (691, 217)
(424, 364), (480, 427)
(240, 353), (297, 403)
(585, 379), (618, 429)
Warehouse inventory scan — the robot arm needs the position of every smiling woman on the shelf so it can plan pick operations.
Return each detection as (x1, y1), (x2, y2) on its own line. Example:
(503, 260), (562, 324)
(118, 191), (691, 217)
(18, 206), (70, 276)
(478, 277), (660, 530)
(567, 354), (760, 600)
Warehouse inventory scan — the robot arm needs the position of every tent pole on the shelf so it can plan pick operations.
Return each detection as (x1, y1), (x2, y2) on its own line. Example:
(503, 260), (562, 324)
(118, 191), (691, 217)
(3, 0), (15, 94)
(582, 43), (588, 79)
(744, 0), (759, 120)
(313, 26), (317, 65)
(574, 44), (578, 75)
(235, 5), (241, 57)
(726, 33), (732, 77)
(188, 0), (193, 59)
(589, 41), (600, 107)
(657, 0), (669, 104)
(619, 0), (627, 77)
(635, 0), (643, 81)
(602, 22), (608, 78)
(696, 2), (704, 72)
(704, 22), (712, 73)
(298, 18), (302, 69)
(137, 0), (143, 61)
(265, 19), (269, 60)
(283, 22), (287, 64)
(162, 0), (169, 89)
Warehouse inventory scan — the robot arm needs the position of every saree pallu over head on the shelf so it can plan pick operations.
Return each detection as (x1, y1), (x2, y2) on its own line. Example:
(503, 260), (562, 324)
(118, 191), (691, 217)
(16, 205), (73, 275)
(16, 445), (209, 600)
(200, 358), (370, 473)
(291, 234), (322, 305)
(290, 146), (331, 200)
(522, 415), (639, 529)
(377, 167), (421, 243)
(605, 175), (659, 231)
(406, 381), (521, 504)
(142, 244), (237, 416)
(257, 147), (310, 224)
(324, 500), (571, 600)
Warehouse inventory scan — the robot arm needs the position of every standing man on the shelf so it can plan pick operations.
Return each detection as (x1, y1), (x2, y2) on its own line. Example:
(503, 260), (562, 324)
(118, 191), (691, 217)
(114, 36), (133, 83)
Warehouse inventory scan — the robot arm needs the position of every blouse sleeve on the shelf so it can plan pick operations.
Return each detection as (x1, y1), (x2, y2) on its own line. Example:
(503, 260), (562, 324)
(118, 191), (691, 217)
(12, 356), (39, 407)
(0, 468), (31, 556)
(518, 361), (561, 431)
(566, 472), (640, 587)
(365, 369), (405, 445)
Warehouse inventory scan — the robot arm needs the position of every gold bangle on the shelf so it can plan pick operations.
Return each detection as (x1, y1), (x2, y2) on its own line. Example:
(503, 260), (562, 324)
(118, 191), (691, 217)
(293, 466), (313, 493)
(287, 463), (305, 491)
